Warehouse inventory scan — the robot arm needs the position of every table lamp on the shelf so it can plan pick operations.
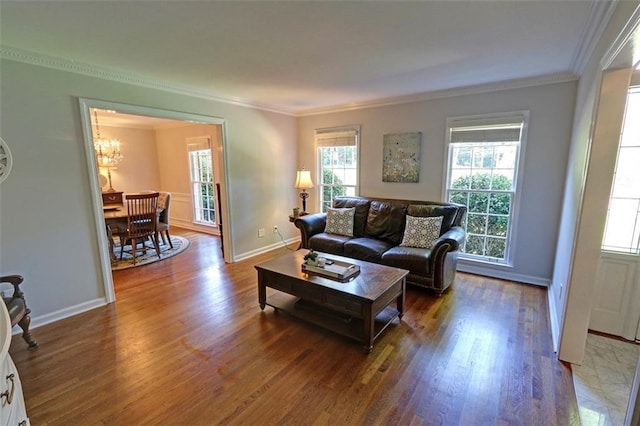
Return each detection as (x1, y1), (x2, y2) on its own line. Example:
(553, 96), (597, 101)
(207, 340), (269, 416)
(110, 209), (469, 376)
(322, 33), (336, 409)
(294, 169), (314, 214)
(93, 109), (123, 193)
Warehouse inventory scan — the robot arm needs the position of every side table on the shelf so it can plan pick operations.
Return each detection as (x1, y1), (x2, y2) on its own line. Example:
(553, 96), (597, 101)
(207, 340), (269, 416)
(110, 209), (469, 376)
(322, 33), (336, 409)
(289, 212), (309, 249)
(288, 212), (308, 223)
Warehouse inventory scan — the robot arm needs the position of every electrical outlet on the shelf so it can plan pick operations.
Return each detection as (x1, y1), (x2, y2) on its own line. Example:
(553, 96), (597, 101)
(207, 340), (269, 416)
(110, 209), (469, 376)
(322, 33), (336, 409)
(273, 225), (278, 233)
(258, 228), (265, 238)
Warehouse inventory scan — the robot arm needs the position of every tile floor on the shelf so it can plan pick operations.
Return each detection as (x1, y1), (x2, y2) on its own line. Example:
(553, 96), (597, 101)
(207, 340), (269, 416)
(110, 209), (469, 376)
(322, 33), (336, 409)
(572, 333), (640, 425)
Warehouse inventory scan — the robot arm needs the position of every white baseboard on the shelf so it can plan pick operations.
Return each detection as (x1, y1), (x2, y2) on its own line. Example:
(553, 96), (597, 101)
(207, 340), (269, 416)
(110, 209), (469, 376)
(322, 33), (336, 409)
(172, 219), (220, 235)
(457, 262), (550, 287)
(18, 297), (108, 335)
(234, 238), (300, 262)
(547, 285), (561, 353)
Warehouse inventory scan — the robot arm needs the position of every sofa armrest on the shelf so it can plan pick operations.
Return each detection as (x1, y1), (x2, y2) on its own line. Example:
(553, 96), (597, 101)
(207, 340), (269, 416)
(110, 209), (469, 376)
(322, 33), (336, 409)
(294, 213), (327, 249)
(431, 226), (466, 252)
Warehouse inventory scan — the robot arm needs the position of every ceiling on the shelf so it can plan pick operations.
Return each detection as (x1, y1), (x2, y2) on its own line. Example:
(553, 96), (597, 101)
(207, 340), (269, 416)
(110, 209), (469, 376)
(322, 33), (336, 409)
(0, 1), (613, 115)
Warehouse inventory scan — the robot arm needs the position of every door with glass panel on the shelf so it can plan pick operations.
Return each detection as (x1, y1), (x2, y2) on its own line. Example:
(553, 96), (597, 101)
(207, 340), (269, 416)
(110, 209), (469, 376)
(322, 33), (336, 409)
(590, 86), (640, 340)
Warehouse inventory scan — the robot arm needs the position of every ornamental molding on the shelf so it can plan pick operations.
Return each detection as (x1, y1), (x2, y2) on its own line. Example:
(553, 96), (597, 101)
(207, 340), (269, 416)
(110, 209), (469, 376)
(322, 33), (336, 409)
(2, 45), (578, 118)
(296, 72), (578, 117)
(0, 137), (14, 184)
(570, 0), (618, 75)
(0, 46), (295, 116)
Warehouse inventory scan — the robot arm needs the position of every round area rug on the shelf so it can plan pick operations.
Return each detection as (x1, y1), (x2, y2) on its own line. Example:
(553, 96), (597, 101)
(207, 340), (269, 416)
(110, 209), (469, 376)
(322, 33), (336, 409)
(111, 235), (190, 271)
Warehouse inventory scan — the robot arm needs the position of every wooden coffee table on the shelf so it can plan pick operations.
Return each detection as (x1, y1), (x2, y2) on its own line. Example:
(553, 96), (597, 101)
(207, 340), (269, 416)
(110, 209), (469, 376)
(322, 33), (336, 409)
(255, 250), (408, 353)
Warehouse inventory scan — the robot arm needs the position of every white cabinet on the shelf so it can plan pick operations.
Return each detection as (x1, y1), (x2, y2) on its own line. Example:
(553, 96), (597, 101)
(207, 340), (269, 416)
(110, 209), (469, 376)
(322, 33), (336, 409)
(0, 302), (29, 425)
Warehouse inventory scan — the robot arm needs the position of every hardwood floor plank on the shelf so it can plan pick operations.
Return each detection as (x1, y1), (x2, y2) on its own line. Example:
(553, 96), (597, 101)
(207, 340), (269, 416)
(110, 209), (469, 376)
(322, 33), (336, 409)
(9, 228), (579, 425)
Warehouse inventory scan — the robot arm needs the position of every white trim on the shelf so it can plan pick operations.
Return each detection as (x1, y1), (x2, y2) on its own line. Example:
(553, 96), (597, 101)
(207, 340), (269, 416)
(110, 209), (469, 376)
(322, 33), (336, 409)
(1, 46), (295, 117)
(315, 125), (361, 211)
(78, 98), (233, 304)
(570, 0), (618, 75)
(298, 73), (576, 117)
(25, 298), (107, 332)
(171, 219), (220, 236)
(0, 46), (577, 118)
(457, 262), (550, 287)
(547, 286), (561, 353)
(443, 110), (529, 266)
(233, 238), (300, 262)
(601, 4), (640, 69)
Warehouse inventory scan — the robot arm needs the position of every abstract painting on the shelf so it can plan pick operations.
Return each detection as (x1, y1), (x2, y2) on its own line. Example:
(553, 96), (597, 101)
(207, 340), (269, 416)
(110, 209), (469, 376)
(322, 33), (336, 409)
(382, 132), (421, 183)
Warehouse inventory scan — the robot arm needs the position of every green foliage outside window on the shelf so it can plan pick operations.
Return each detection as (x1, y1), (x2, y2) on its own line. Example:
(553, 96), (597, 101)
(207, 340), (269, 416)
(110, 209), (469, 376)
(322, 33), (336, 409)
(449, 173), (512, 259)
(321, 169), (346, 212)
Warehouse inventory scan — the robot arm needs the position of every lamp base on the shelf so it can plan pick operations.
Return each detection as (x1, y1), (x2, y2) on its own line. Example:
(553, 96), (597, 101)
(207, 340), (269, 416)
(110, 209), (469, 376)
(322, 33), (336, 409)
(105, 168), (117, 193)
(299, 191), (310, 214)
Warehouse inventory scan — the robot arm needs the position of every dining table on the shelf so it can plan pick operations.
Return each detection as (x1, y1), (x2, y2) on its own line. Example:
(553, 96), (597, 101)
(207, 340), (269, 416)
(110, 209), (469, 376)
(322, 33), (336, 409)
(102, 203), (163, 261)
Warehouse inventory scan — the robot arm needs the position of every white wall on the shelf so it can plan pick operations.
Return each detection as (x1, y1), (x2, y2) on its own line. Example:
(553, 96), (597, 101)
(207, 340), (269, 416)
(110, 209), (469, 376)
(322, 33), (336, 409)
(98, 125), (161, 194)
(298, 81), (577, 285)
(0, 59), (298, 326)
(155, 123), (221, 233)
(553, 1), (640, 364)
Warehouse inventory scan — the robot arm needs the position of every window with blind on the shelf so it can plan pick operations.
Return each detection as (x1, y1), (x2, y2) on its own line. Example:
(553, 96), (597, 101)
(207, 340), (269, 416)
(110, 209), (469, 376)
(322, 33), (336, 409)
(187, 137), (216, 226)
(602, 87), (640, 254)
(445, 113), (528, 263)
(316, 126), (360, 212)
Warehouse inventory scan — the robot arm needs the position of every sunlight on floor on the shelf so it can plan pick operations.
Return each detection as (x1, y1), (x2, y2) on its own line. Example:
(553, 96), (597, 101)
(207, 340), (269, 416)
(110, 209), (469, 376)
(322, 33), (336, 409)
(572, 333), (640, 426)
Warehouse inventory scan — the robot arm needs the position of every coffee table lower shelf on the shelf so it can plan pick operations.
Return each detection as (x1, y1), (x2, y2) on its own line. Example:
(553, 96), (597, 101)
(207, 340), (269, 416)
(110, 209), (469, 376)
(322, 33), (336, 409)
(265, 293), (399, 351)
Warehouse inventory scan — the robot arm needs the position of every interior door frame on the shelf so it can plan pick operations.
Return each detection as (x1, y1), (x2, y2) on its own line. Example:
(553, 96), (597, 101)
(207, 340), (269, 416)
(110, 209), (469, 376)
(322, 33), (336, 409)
(78, 98), (233, 303)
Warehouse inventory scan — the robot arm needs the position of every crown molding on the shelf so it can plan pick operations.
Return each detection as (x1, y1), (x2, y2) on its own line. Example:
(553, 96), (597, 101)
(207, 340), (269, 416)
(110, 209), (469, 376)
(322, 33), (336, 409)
(600, 3), (640, 69)
(0, 46), (297, 116)
(570, 0), (618, 75)
(1, 45), (578, 119)
(295, 72), (578, 117)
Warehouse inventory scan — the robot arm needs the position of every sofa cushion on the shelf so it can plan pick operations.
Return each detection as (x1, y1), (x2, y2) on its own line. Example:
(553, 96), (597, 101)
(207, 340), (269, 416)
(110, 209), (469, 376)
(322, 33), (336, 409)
(325, 207), (355, 237)
(400, 215), (443, 248)
(309, 233), (351, 255)
(382, 246), (432, 275)
(364, 200), (407, 244)
(407, 204), (459, 234)
(333, 197), (371, 237)
(344, 237), (395, 263)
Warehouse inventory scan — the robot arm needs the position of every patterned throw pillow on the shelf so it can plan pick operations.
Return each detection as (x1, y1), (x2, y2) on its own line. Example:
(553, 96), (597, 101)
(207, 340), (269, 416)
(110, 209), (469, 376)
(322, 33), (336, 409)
(400, 215), (443, 248)
(325, 207), (356, 237)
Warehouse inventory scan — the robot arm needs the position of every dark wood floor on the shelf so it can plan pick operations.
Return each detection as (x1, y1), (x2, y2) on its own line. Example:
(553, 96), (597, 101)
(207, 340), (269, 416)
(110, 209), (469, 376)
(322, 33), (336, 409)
(10, 228), (580, 425)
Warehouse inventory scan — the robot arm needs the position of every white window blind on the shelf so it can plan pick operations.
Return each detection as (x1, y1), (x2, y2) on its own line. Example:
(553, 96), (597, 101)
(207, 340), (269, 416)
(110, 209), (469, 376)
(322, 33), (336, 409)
(315, 129), (359, 147)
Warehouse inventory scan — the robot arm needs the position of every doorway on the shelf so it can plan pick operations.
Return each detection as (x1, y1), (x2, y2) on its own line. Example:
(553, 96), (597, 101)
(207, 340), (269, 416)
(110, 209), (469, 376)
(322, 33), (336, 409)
(78, 98), (233, 303)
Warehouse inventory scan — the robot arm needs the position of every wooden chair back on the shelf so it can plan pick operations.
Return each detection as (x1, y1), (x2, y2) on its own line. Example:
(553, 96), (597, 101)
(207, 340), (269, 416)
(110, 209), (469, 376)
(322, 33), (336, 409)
(157, 192), (171, 225)
(125, 192), (159, 239)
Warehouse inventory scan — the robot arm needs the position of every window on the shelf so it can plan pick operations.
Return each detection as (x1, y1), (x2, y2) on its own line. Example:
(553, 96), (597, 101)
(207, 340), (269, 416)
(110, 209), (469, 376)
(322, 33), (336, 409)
(602, 88), (640, 254)
(187, 137), (216, 226)
(445, 113), (527, 264)
(316, 126), (359, 212)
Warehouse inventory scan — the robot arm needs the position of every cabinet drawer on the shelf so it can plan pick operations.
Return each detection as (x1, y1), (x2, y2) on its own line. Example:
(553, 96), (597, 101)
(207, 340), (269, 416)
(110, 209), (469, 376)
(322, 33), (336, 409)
(323, 294), (363, 317)
(292, 282), (323, 303)
(102, 192), (123, 205)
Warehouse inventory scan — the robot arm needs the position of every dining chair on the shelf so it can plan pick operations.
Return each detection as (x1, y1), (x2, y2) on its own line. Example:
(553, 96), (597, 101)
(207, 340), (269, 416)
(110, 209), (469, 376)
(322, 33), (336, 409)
(156, 192), (173, 249)
(115, 192), (161, 264)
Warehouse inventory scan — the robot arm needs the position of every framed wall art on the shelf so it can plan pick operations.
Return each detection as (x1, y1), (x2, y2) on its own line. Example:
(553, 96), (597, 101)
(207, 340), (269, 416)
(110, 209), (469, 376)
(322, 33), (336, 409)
(382, 132), (421, 183)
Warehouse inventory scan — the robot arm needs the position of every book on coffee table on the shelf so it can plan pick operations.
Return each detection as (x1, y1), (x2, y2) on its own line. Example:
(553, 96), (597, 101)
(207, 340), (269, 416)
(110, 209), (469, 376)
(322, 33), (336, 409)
(302, 259), (360, 280)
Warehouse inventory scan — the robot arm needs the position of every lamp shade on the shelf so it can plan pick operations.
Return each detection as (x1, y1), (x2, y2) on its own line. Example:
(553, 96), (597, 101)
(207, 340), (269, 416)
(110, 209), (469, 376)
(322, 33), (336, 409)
(294, 170), (314, 189)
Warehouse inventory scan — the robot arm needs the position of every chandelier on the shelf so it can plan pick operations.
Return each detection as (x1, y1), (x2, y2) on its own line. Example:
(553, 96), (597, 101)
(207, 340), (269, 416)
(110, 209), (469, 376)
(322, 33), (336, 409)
(93, 109), (123, 192)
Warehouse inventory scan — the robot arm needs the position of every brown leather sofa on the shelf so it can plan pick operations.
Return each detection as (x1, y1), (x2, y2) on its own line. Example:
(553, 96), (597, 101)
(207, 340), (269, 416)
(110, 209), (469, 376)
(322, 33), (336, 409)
(294, 196), (467, 294)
